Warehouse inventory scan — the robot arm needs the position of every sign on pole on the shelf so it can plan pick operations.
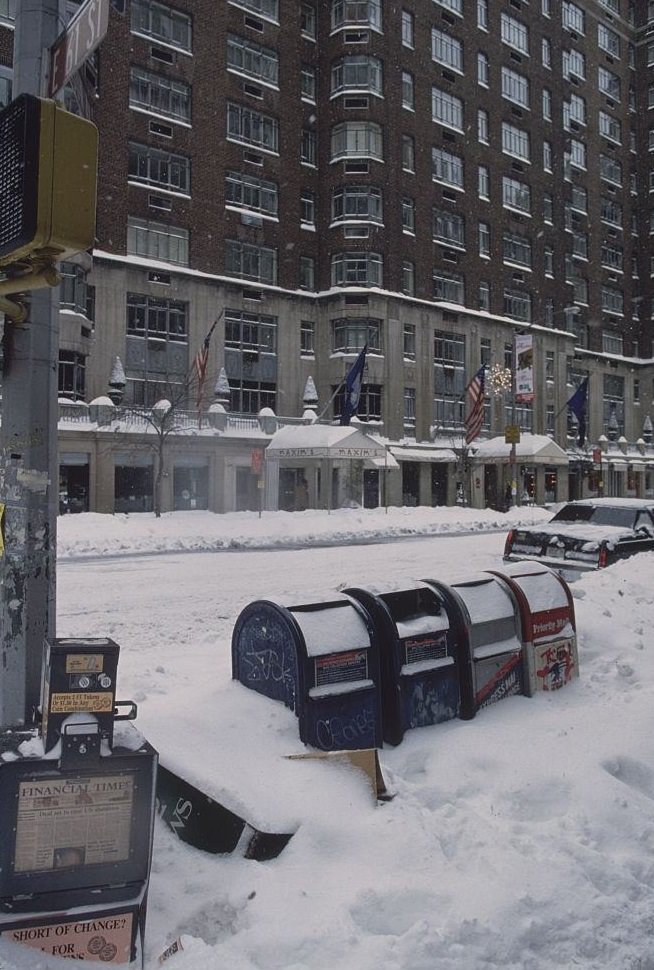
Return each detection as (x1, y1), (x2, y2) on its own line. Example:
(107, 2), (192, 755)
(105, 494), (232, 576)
(49, 0), (110, 97)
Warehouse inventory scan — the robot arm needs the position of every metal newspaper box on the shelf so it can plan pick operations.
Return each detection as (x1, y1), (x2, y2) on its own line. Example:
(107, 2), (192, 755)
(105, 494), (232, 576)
(344, 582), (462, 745)
(0, 639), (157, 966)
(232, 595), (382, 751)
(487, 563), (578, 694)
(426, 574), (524, 715)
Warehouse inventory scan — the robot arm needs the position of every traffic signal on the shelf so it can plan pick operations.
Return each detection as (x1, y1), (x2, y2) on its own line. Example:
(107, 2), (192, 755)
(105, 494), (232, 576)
(0, 94), (98, 268)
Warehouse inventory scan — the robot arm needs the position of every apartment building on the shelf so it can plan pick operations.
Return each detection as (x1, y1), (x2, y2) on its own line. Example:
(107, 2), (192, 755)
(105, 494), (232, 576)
(2, 0), (654, 512)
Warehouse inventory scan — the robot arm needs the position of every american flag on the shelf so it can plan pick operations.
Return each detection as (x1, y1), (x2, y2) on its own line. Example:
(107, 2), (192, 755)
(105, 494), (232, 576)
(464, 366), (486, 445)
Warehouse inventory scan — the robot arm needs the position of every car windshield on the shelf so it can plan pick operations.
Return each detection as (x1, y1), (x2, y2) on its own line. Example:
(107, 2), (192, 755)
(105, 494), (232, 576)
(551, 505), (637, 529)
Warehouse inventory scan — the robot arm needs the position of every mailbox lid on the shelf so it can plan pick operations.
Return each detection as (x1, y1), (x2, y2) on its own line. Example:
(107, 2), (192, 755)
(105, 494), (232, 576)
(289, 596), (372, 658)
(490, 563), (575, 642)
(450, 574), (521, 658)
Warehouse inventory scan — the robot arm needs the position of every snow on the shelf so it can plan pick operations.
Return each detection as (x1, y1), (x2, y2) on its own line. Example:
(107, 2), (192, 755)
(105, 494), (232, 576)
(2, 503), (654, 970)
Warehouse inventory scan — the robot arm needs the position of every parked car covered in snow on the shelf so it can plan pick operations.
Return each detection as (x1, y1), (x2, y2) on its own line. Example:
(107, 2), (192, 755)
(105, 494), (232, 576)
(503, 498), (654, 576)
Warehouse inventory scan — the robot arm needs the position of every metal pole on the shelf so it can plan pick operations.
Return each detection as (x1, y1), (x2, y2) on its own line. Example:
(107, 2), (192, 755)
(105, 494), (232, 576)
(0, 0), (61, 728)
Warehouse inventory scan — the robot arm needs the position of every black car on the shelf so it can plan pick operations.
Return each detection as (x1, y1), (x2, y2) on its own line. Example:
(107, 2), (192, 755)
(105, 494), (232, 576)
(503, 498), (654, 576)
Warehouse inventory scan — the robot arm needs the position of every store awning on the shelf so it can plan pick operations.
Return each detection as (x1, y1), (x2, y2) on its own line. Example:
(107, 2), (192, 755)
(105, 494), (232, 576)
(389, 447), (457, 463)
(471, 434), (569, 466)
(266, 424), (394, 463)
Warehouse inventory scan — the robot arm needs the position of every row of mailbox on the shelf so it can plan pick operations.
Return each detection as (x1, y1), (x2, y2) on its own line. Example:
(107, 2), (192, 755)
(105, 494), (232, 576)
(231, 561), (579, 751)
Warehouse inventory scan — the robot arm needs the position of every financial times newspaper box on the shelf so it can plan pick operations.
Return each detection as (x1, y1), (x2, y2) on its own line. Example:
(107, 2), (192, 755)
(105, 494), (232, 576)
(344, 582), (464, 745)
(426, 575), (524, 714)
(232, 596), (383, 751)
(0, 638), (157, 965)
(487, 563), (578, 694)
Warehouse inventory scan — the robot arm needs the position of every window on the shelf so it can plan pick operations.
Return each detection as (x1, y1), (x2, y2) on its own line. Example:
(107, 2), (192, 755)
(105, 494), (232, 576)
(571, 184), (588, 211)
(479, 222), (490, 257)
(129, 67), (191, 122)
(331, 121), (383, 160)
(433, 208), (464, 247)
(128, 143), (190, 194)
(432, 29), (463, 72)
(501, 122), (530, 161)
(403, 323), (416, 359)
(225, 240), (278, 283)
(331, 55), (382, 96)
(501, 12), (529, 54)
(404, 387), (416, 430)
(331, 251), (383, 286)
(478, 108), (488, 144)
(543, 140), (552, 172)
(433, 271), (464, 305)
(127, 216), (189, 265)
(543, 192), (553, 223)
(227, 102), (279, 152)
(229, 0), (278, 21)
(542, 38), (551, 68)
(0, 0), (15, 22)
(300, 190), (315, 226)
(225, 310), (278, 413)
(598, 22), (620, 57)
(501, 67), (529, 108)
(544, 247), (553, 276)
(332, 317), (381, 353)
(503, 231), (531, 267)
(542, 88), (552, 121)
(227, 34), (278, 85)
(131, 0), (192, 52)
(301, 320), (315, 355)
(60, 263), (90, 316)
(477, 52), (489, 87)
(301, 66), (316, 100)
(127, 293), (188, 342)
(567, 93), (586, 126)
(332, 185), (383, 223)
(402, 261), (415, 296)
(225, 310), (277, 353)
(600, 154), (622, 185)
(299, 256), (315, 289)
(542, 0), (551, 15)
(301, 3), (316, 37)
(433, 331), (465, 431)
(401, 9), (414, 46)
(59, 351), (86, 402)
(0, 71), (11, 110)
(563, 49), (585, 80)
(301, 129), (317, 165)
(432, 87), (463, 131)
(562, 2), (585, 33)
(601, 285), (624, 315)
(333, 383), (381, 422)
(225, 171), (278, 217)
(599, 111), (621, 144)
(598, 66), (620, 101)
(479, 281), (490, 311)
(478, 165), (490, 199)
(477, 0), (488, 29)
(601, 243), (623, 271)
(433, 0), (462, 14)
(402, 135), (415, 172)
(502, 176), (531, 213)
(331, 0), (381, 31)
(402, 197), (415, 233)
(432, 147), (464, 188)
(402, 71), (414, 110)
(569, 139), (586, 169)
(503, 288), (532, 322)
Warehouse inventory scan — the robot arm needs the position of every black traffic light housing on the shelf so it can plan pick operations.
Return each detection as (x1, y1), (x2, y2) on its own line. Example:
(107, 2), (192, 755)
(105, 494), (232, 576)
(0, 94), (98, 268)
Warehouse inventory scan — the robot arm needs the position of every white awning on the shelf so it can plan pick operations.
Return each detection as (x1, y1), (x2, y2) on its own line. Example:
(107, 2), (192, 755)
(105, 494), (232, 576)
(366, 454), (400, 470)
(389, 447), (457, 463)
(266, 424), (390, 461)
(471, 434), (569, 466)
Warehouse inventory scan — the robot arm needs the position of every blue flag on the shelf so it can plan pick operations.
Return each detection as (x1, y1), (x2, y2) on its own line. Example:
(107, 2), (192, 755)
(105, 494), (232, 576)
(340, 345), (367, 426)
(567, 378), (588, 446)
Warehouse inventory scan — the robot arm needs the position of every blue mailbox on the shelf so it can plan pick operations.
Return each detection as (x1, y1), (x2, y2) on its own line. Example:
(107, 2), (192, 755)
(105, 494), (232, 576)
(232, 595), (383, 751)
(345, 582), (464, 745)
